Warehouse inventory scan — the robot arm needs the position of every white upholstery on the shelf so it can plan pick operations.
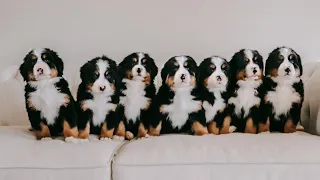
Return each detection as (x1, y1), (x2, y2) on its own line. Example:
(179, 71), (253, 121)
(113, 133), (320, 180)
(0, 126), (125, 180)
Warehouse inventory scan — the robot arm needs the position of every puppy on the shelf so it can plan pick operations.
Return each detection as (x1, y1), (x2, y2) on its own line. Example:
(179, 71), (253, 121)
(261, 47), (304, 133)
(19, 48), (78, 140)
(198, 56), (235, 134)
(77, 56), (120, 140)
(228, 49), (264, 133)
(118, 52), (158, 140)
(150, 55), (206, 135)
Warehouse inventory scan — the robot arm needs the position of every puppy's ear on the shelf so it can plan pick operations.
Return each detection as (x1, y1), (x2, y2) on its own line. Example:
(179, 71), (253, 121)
(80, 62), (94, 81)
(197, 58), (209, 87)
(147, 55), (158, 80)
(46, 48), (64, 76)
(265, 48), (279, 77)
(295, 52), (303, 76)
(160, 63), (169, 85)
(229, 51), (242, 79)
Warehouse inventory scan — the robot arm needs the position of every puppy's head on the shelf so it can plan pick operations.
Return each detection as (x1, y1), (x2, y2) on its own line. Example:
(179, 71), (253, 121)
(119, 52), (158, 84)
(161, 56), (197, 88)
(80, 56), (118, 94)
(229, 49), (263, 81)
(198, 56), (230, 89)
(19, 48), (63, 81)
(265, 47), (302, 78)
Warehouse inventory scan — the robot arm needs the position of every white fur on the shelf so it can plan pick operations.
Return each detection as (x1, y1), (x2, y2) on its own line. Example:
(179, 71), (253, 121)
(33, 48), (52, 81)
(91, 60), (112, 94)
(266, 76), (301, 119)
(120, 79), (150, 122)
(173, 56), (191, 88)
(132, 52), (147, 81)
(28, 77), (67, 125)
(207, 57), (228, 89)
(244, 49), (261, 80)
(162, 87), (201, 129)
(203, 88), (226, 123)
(278, 47), (299, 77)
(228, 79), (262, 117)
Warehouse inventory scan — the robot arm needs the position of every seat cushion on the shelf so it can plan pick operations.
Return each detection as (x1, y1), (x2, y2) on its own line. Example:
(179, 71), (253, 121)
(0, 126), (126, 180)
(113, 133), (320, 180)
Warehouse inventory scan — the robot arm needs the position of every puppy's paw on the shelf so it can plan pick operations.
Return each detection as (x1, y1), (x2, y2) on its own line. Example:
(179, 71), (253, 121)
(259, 131), (270, 134)
(125, 131), (134, 140)
(112, 135), (125, 141)
(78, 138), (89, 143)
(228, 126), (237, 133)
(65, 137), (79, 144)
(40, 137), (52, 141)
(100, 137), (112, 141)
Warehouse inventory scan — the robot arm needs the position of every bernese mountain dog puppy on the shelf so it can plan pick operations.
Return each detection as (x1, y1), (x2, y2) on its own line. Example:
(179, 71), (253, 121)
(198, 56), (236, 135)
(77, 56), (120, 140)
(228, 49), (264, 133)
(149, 55), (206, 135)
(118, 52), (158, 140)
(19, 48), (78, 141)
(261, 47), (304, 133)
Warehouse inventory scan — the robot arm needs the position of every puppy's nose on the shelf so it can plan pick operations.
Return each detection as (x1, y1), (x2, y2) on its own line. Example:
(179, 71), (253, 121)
(37, 68), (44, 75)
(99, 86), (106, 91)
(285, 67), (291, 73)
(181, 74), (186, 80)
(137, 68), (141, 74)
(252, 67), (257, 74)
(217, 76), (222, 81)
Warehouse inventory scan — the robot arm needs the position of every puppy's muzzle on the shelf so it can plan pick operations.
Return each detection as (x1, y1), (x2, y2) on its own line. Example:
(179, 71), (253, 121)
(99, 85), (106, 91)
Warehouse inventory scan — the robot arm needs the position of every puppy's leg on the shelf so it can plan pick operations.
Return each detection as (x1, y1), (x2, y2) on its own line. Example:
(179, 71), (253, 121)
(63, 120), (79, 143)
(192, 121), (209, 136)
(35, 123), (51, 140)
(208, 121), (219, 135)
(79, 122), (90, 139)
(284, 119), (297, 133)
(148, 121), (162, 136)
(245, 118), (257, 134)
(258, 118), (270, 133)
(113, 121), (125, 140)
(100, 122), (115, 140)
(220, 116), (232, 134)
(137, 123), (148, 138)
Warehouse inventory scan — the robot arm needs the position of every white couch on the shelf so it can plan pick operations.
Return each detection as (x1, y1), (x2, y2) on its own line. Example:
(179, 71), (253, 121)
(0, 61), (320, 180)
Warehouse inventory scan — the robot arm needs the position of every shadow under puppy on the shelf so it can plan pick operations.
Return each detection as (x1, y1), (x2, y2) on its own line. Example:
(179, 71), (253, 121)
(77, 56), (120, 140)
(19, 48), (78, 141)
(227, 49), (264, 133)
(198, 56), (236, 135)
(118, 52), (158, 140)
(261, 46), (304, 133)
(149, 55), (206, 135)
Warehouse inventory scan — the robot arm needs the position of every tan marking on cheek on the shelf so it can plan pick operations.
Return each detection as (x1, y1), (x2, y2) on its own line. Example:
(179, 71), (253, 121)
(269, 68), (278, 77)
(51, 68), (58, 78)
(236, 70), (246, 80)
(79, 122), (90, 139)
(208, 121), (219, 135)
(284, 119), (297, 133)
(137, 123), (148, 138)
(192, 121), (209, 135)
(34, 123), (51, 140)
(125, 70), (133, 79)
(220, 116), (231, 134)
(148, 121), (162, 136)
(27, 99), (36, 111)
(28, 72), (35, 81)
(165, 76), (174, 87)
(258, 118), (270, 133)
(116, 121), (125, 137)
(63, 120), (79, 138)
(204, 77), (209, 87)
(100, 122), (114, 139)
(144, 72), (151, 85)
(63, 95), (70, 107)
(110, 83), (115, 90)
(244, 118), (257, 134)
(190, 75), (196, 86)
(31, 54), (37, 60)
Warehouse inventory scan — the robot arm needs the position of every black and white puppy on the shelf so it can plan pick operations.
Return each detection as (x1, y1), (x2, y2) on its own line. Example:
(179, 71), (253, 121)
(118, 52), (158, 140)
(261, 47), (304, 133)
(150, 56), (206, 135)
(77, 56), (120, 140)
(228, 49), (264, 133)
(19, 48), (78, 141)
(198, 56), (235, 134)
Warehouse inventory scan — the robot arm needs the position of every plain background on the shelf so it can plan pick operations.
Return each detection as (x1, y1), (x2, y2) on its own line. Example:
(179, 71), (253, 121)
(0, 0), (319, 125)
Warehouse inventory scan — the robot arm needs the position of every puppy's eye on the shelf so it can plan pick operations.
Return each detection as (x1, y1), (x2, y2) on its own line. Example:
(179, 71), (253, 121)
(253, 56), (258, 63)
(244, 57), (250, 63)
(210, 64), (216, 70)
(174, 62), (179, 67)
(279, 55), (284, 61)
(142, 59), (147, 64)
(133, 58), (137, 63)
(288, 54), (294, 61)
(221, 64), (226, 70)
(42, 54), (46, 59)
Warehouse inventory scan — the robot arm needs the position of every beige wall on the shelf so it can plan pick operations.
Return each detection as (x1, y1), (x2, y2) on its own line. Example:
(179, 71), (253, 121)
(0, 0), (319, 125)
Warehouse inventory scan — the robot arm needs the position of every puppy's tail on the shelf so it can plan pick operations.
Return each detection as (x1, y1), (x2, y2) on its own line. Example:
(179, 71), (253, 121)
(0, 65), (25, 86)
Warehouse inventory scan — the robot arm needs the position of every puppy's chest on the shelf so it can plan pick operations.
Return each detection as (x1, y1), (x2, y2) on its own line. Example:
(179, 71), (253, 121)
(163, 89), (200, 128)
(83, 94), (116, 126)
(203, 92), (226, 122)
(28, 78), (66, 125)
(266, 84), (300, 117)
(120, 80), (149, 121)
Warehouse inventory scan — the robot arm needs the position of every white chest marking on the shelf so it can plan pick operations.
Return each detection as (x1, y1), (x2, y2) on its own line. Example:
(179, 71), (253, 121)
(162, 87), (201, 129)
(29, 78), (66, 125)
(120, 79), (149, 122)
(266, 78), (301, 119)
(83, 93), (116, 126)
(203, 91), (226, 122)
(228, 80), (261, 117)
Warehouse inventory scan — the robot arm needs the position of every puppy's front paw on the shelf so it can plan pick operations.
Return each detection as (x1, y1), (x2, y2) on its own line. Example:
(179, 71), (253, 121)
(100, 137), (112, 141)
(78, 138), (89, 143)
(65, 137), (79, 144)
(41, 137), (52, 141)
(228, 126), (237, 133)
(112, 135), (125, 141)
(125, 131), (134, 140)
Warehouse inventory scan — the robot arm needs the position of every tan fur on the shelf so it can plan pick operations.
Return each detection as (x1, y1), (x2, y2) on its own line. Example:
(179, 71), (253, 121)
(236, 70), (246, 80)
(208, 121), (219, 135)
(220, 116), (231, 134)
(245, 118), (257, 134)
(34, 123), (51, 140)
(116, 121), (125, 137)
(192, 121), (209, 135)
(137, 123), (148, 138)
(51, 68), (58, 78)
(148, 121), (162, 136)
(63, 120), (79, 138)
(79, 122), (90, 139)
(165, 76), (174, 87)
(269, 68), (278, 77)
(144, 72), (151, 85)
(284, 119), (297, 133)
(258, 118), (270, 133)
(100, 122), (114, 139)
(125, 70), (133, 80)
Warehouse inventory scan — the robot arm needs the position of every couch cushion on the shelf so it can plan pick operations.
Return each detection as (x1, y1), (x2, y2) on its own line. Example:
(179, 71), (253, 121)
(0, 126), (126, 180)
(113, 133), (320, 180)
